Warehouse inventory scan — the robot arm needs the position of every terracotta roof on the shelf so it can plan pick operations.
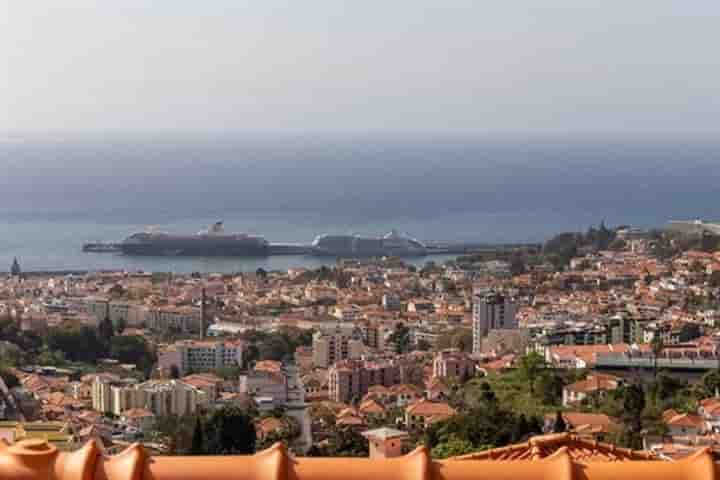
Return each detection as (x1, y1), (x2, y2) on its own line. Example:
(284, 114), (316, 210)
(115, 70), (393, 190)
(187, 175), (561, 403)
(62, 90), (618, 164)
(122, 408), (155, 419)
(663, 410), (704, 429)
(391, 384), (423, 396)
(700, 398), (720, 416)
(452, 433), (658, 461)
(358, 399), (385, 414)
(565, 375), (620, 394)
(546, 412), (620, 432)
(406, 400), (456, 417)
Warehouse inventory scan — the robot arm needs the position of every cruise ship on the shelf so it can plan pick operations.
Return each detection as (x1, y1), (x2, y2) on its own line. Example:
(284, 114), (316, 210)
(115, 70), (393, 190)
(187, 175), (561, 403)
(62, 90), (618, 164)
(667, 219), (720, 236)
(120, 222), (269, 256)
(311, 230), (427, 257)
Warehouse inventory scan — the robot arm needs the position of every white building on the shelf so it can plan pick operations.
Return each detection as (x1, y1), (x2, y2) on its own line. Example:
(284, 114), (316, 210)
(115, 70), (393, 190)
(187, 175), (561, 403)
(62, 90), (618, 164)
(147, 306), (201, 333)
(85, 298), (149, 327)
(92, 377), (207, 417)
(158, 340), (243, 376)
(312, 324), (364, 368)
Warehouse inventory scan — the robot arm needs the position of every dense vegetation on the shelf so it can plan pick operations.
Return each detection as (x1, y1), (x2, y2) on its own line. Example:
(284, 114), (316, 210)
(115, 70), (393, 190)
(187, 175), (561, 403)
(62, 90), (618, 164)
(241, 326), (314, 364)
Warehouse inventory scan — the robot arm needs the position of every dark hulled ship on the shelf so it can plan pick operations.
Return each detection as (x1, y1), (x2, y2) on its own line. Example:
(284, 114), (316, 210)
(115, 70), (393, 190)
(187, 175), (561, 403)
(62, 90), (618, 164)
(120, 222), (269, 256)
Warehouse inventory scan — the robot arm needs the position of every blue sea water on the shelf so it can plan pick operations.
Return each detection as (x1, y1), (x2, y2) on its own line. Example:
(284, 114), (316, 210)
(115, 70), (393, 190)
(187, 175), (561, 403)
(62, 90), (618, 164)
(0, 134), (718, 273)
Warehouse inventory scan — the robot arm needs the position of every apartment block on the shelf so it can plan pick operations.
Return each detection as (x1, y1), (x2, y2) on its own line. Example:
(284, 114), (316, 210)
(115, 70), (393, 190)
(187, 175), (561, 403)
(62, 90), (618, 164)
(328, 357), (424, 404)
(312, 324), (364, 368)
(472, 291), (517, 353)
(158, 340), (243, 376)
(432, 350), (477, 380)
(147, 306), (201, 333)
(92, 377), (206, 417)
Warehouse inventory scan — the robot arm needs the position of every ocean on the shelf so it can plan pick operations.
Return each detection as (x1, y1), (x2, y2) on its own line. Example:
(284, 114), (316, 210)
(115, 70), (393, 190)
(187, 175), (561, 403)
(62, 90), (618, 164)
(1, 134), (718, 273)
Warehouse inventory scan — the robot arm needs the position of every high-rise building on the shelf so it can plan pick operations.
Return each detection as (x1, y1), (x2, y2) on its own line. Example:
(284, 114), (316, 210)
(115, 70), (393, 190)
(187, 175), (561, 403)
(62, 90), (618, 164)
(472, 291), (517, 353)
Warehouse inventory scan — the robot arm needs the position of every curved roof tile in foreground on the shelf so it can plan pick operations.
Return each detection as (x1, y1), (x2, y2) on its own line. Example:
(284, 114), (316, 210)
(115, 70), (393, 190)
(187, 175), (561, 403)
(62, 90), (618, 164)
(451, 433), (658, 462)
(0, 437), (717, 480)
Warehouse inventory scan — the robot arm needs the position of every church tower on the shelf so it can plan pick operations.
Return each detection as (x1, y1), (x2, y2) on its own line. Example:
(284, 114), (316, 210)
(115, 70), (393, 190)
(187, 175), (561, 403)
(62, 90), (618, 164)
(10, 258), (21, 278)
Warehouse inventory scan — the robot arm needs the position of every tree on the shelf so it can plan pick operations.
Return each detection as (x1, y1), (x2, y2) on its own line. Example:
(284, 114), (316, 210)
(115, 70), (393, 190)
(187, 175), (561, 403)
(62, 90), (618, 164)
(651, 336), (665, 378)
(388, 323), (411, 354)
(431, 435), (480, 459)
(552, 410), (566, 433)
(98, 315), (115, 351)
(46, 326), (105, 363)
(324, 425), (369, 457)
(620, 383), (646, 449)
(535, 372), (564, 406)
(110, 336), (156, 376)
(478, 382), (497, 407)
(116, 318), (127, 335)
(190, 416), (205, 455)
(154, 415), (196, 455)
(0, 367), (19, 388)
(702, 369), (720, 397)
(204, 406), (256, 455)
(512, 414), (530, 442)
(518, 352), (546, 395)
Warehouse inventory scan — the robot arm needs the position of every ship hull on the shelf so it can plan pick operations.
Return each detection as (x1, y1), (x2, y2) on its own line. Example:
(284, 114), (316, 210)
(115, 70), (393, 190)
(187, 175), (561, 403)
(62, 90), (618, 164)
(120, 235), (270, 257)
(311, 248), (427, 258)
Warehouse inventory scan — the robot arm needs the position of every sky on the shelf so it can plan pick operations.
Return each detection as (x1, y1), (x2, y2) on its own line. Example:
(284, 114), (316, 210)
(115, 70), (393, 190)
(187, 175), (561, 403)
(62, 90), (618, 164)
(3, 1), (720, 135)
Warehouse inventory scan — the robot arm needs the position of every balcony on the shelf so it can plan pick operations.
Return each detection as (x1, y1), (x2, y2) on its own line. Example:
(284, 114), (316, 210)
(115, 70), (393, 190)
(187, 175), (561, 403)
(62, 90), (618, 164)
(0, 438), (718, 480)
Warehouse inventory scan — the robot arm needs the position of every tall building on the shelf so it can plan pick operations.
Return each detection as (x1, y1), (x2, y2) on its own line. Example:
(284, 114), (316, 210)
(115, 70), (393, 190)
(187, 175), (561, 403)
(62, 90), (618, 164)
(312, 324), (364, 368)
(158, 340), (244, 376)
(472, 291), (517, 353)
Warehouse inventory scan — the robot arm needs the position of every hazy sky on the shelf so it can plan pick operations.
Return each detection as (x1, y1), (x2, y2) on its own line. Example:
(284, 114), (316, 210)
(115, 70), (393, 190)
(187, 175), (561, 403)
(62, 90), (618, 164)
(3, 1), (720, 135)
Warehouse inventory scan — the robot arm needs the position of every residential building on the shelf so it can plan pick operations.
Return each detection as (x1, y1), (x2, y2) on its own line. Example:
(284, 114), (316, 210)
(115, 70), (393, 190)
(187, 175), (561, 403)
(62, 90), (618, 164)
(328, 357), (423, 404)
(662, 409), (704, 438)
(382, 294), (401, 311)
(158, 340), (243, 376)
(472, 292), (517, 353)
(92, 378), (206, 417)
(432, 350), (476, 380)
(404, 400), (456, 430)
(312, 324), (364, 368)
(562, 373), (623, 407)
(147, 306), (201, 333)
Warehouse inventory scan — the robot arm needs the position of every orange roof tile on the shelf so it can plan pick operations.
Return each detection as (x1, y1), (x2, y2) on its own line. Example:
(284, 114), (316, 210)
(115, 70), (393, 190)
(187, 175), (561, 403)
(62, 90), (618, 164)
(452, 433), (657, 462)
(406, 400), (456, 417)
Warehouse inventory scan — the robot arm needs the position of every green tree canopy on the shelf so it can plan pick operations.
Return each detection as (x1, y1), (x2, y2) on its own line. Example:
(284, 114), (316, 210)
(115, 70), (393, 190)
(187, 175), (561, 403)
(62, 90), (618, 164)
(204, 406), (256, 455)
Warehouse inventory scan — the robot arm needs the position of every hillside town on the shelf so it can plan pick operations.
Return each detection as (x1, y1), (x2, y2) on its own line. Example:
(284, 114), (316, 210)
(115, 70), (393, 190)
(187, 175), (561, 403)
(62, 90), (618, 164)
(1, 226), (720, 460)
